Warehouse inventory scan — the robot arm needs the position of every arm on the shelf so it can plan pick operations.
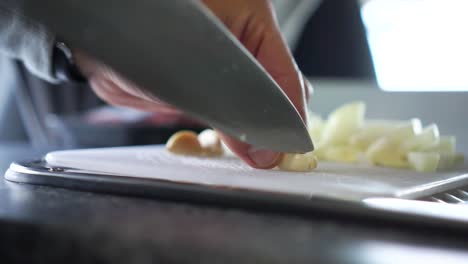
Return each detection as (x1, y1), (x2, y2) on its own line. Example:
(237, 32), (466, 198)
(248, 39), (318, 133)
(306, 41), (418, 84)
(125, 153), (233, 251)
(0, 5), (58, 83)
(1, 0), (311, 169)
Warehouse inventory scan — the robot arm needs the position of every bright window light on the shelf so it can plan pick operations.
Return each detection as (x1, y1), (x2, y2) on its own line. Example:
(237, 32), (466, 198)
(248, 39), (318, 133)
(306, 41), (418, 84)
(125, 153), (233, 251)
(362, 0), (468, 91)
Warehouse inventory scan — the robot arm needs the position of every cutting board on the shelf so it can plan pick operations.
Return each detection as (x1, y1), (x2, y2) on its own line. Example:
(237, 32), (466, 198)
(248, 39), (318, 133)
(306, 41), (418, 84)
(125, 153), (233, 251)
(44, 146), (468, 201)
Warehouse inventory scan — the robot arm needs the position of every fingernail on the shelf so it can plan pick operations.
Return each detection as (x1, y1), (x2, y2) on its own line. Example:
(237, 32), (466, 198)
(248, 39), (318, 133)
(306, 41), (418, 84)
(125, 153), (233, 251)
(247, 148), (280, 168)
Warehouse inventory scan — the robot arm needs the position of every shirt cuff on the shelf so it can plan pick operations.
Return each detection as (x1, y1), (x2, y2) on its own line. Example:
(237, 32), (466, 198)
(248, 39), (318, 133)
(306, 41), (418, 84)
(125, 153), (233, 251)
(0, 6), (59, 83)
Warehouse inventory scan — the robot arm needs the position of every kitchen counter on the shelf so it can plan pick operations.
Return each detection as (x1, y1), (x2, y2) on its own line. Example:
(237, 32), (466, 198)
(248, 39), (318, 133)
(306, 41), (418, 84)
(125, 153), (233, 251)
(1, 142), (468, 263)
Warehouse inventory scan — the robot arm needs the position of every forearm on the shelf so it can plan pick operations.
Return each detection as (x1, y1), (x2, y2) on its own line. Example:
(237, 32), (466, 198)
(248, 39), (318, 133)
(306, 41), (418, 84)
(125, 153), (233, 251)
(0, 5), (58, 83)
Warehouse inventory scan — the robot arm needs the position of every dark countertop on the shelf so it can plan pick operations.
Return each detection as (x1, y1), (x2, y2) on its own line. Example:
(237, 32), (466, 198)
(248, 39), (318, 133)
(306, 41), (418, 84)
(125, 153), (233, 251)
(1, 143), (468, 263)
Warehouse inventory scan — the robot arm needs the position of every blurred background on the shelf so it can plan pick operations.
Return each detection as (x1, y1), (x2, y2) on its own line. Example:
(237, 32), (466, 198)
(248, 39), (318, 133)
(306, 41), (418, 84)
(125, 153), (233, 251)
(0, 0), (467, 153)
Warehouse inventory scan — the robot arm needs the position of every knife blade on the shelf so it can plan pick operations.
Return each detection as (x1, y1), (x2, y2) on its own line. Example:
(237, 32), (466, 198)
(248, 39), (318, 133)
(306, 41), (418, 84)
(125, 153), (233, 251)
(13, 0), (314, 152)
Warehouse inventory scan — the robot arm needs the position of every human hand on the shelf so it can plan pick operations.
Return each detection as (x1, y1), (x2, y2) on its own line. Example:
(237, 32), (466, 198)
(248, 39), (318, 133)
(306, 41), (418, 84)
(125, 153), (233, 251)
(202, 0), (311, 169)
(75, 0), (311, 169)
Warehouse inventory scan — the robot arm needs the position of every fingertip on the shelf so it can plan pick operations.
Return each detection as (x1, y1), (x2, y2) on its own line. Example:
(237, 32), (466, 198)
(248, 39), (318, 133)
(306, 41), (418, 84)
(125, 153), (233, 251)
(247, 147), (282, 169)
(218, 133), (281, 169)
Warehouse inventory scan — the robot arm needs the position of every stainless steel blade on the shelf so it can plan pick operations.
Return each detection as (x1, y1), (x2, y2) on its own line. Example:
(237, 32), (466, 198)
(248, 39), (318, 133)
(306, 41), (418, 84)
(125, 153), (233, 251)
(15, 0), (313, 152)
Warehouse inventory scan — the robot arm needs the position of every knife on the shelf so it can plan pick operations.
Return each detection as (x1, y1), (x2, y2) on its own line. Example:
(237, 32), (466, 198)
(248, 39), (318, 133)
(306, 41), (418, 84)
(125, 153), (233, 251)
(11, 0), (313, 153)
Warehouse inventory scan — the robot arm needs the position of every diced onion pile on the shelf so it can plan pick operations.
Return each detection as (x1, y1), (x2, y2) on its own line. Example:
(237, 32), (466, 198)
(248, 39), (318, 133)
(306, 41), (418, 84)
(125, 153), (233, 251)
(309, 101), (464, 172)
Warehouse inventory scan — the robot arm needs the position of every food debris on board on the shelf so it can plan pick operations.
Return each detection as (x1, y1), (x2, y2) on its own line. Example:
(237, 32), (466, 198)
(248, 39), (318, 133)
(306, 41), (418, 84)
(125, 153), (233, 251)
(166, 129), (317, 172)
(166, 101), (464, 173)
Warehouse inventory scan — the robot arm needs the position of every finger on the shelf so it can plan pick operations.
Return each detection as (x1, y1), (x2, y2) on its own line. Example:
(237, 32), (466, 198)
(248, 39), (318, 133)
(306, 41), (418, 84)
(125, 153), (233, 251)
(217, 132), (282, 169)
(89, 77), (181, 114)
(254, 29), (307, 119)
(222, 18), (308, 168)
(144, 113), (205, 127)
(76, 49), (180, 112)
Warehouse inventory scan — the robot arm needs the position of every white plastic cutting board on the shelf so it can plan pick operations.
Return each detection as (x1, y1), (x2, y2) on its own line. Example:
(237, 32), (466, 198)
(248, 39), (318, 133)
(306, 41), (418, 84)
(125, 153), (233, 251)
(45, 146), (468, 201)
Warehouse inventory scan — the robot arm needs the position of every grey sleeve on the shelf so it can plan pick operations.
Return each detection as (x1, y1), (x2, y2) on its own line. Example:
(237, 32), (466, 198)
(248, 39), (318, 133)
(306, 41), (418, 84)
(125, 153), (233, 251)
(0, 6), (59, 83)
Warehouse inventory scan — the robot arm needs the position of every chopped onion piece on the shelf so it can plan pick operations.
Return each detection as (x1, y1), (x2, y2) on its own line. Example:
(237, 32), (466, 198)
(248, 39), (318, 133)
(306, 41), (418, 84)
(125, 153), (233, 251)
(320, 101), (365, 146)
(400, 124), (440, 153)
(307, 112), (325, 143)
(318, 146), (361, 163)
(366, 138), (409, 168)
(422, 136), (456, 154)
(408, 152), (440, 172)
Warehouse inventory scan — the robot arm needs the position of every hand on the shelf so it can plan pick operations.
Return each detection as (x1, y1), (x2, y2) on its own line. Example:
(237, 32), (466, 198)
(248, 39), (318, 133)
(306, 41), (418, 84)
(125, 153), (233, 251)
(75, 0), (311, 169)
(202, 0), (311, 169)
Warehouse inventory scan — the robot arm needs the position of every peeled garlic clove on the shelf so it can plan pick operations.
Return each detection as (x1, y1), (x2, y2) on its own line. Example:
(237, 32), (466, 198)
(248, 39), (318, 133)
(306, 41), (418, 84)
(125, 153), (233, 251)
(278, 152), (318, 172)
(198, 129), (219, 149)
(198, 129), (223, 156)
(166, 131), (203, 155)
